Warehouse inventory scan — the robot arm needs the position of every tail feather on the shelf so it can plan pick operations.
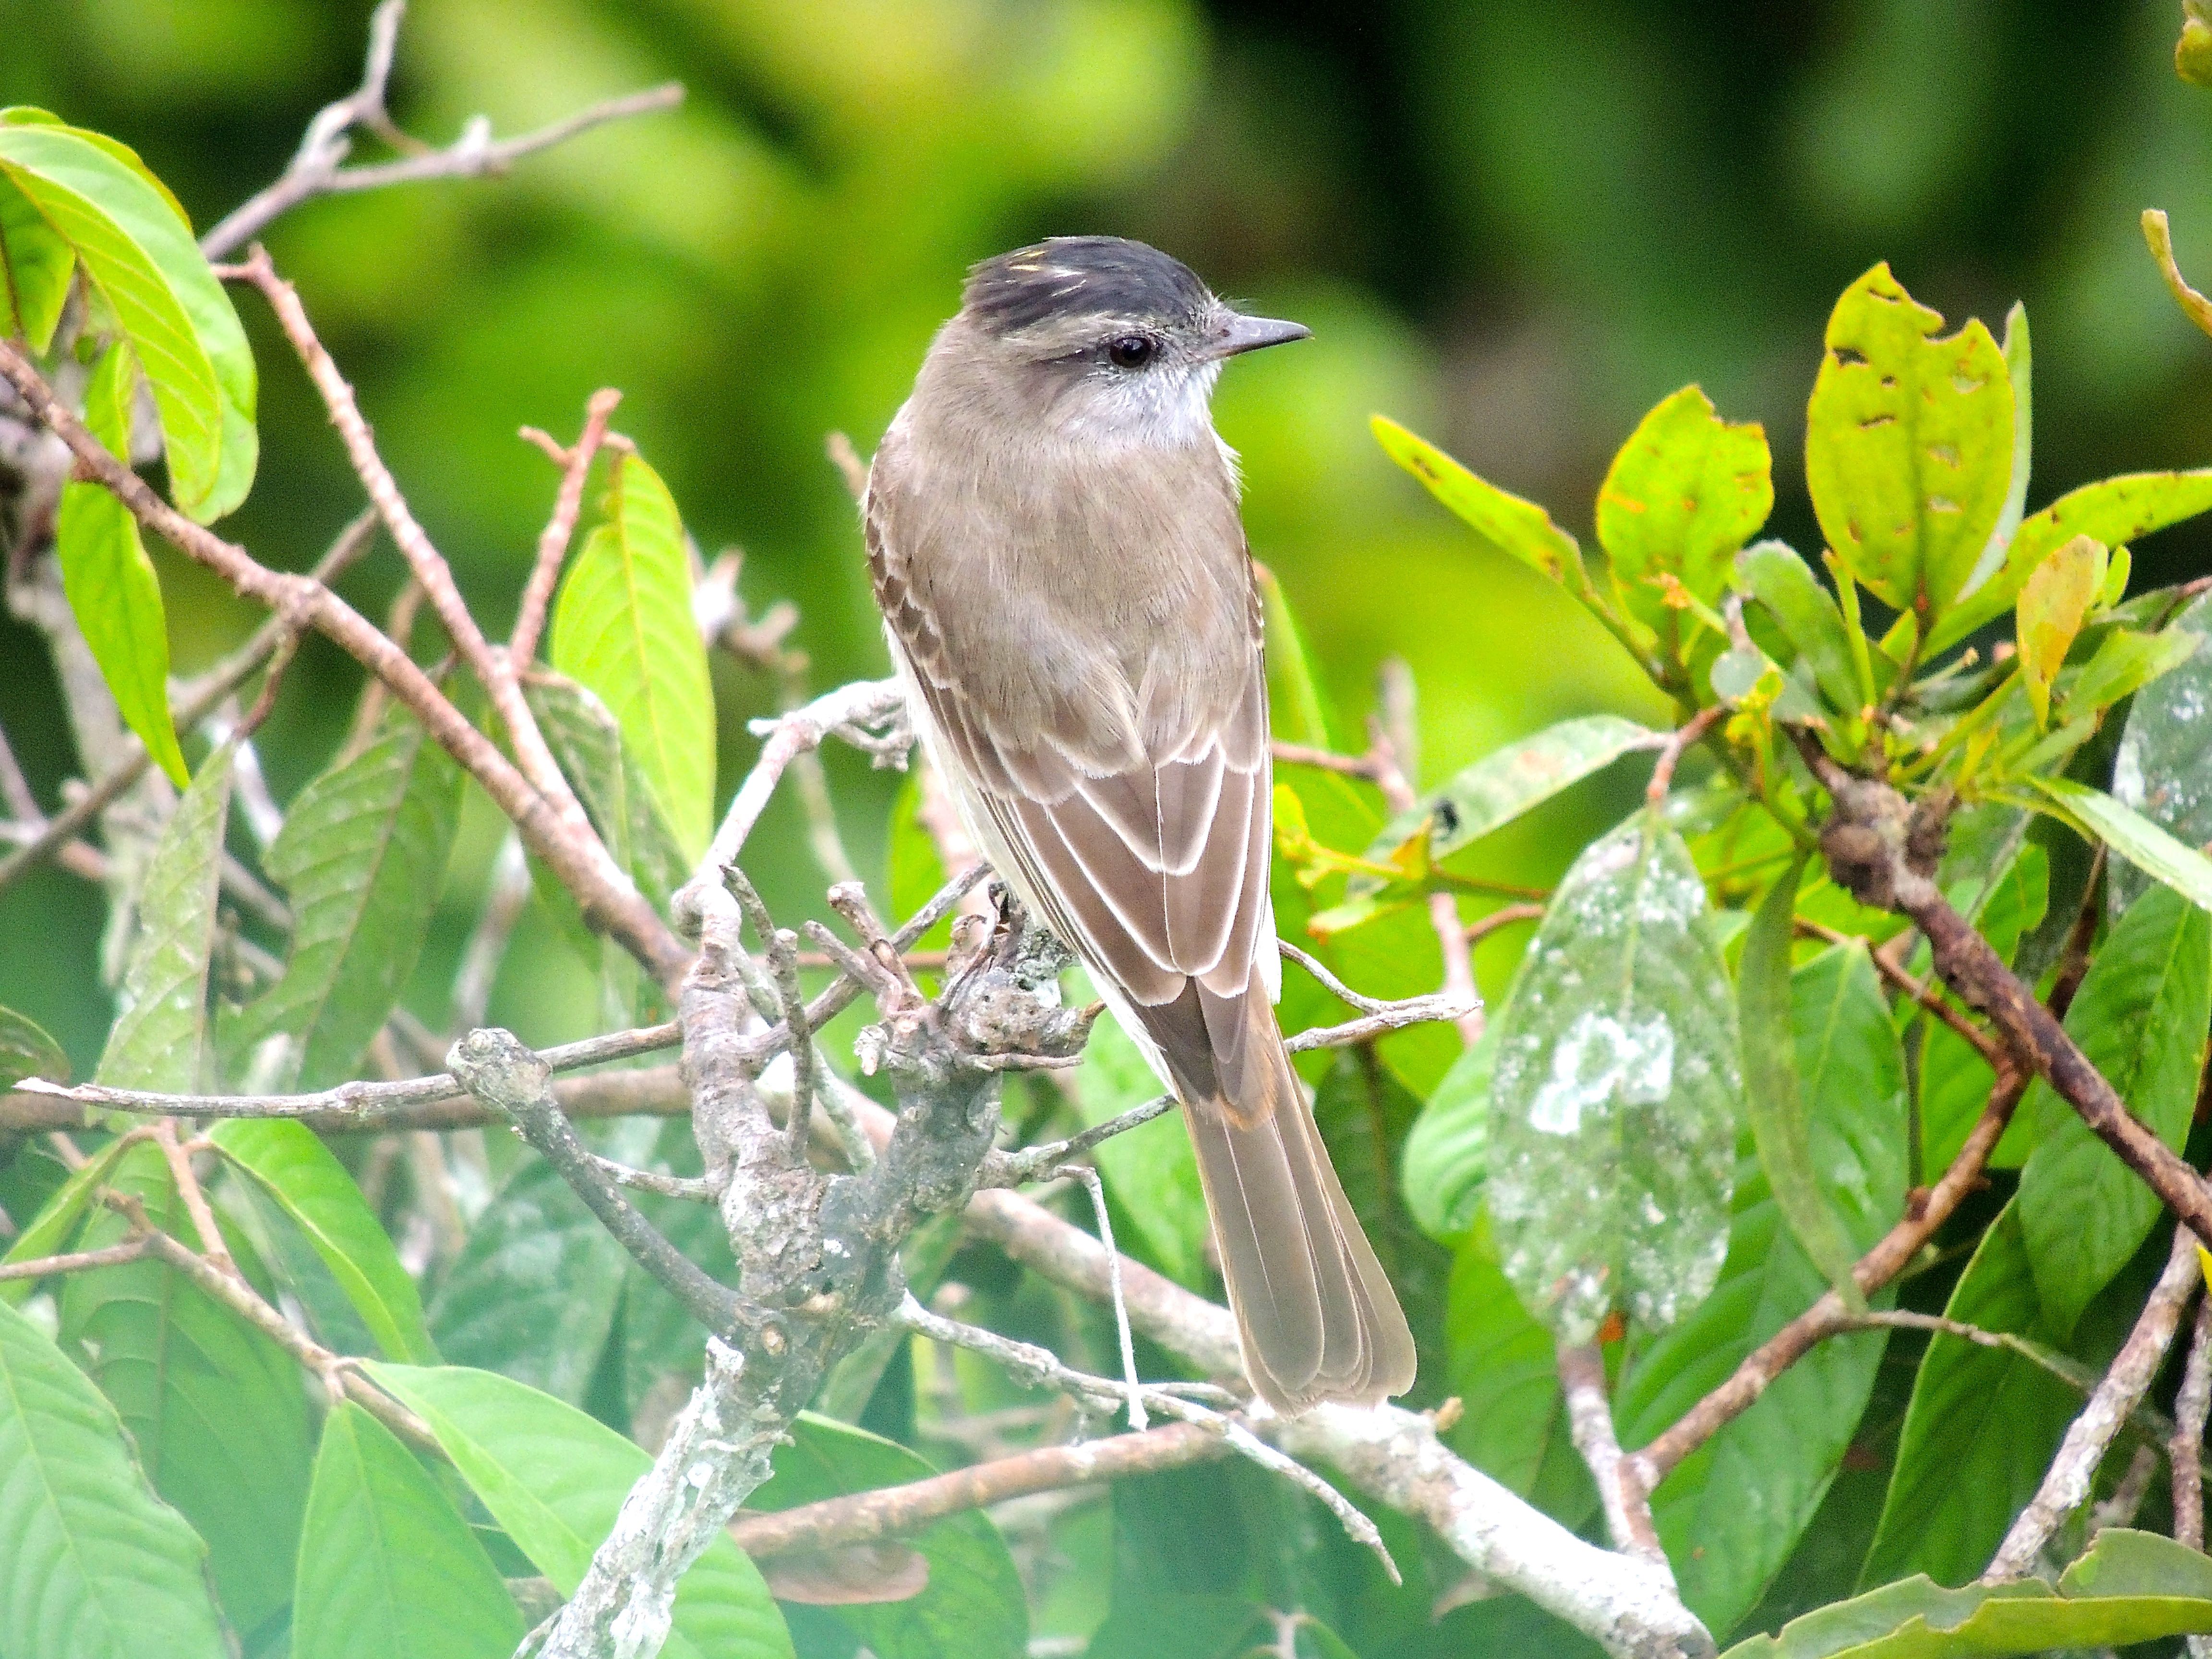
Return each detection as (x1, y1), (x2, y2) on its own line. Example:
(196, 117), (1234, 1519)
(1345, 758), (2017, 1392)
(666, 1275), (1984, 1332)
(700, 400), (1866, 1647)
(1141, 972), (1417, 1413)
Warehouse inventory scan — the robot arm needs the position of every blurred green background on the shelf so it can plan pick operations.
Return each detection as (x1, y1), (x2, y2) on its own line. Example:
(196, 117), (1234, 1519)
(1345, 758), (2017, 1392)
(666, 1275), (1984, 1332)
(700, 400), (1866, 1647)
(6, 0), (2212, 1070)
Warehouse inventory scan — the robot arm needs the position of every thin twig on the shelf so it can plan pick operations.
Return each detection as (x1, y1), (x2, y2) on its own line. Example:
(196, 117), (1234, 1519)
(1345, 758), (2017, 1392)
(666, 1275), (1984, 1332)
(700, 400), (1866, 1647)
(899, 1295), (1397, 1582)
(728, 1422), (1222, 1559)
(1559, 1341), (1669, 1572)
(1270, 740), (1381, 782)
(1064, 1164), (1147, 1429)
(1627, 1062), (2031, 1487)
(200, 0), (681, 259)
(1797, 917), (2002, 1064)
(1988, 1223), (2204, 1579)
(2174, 1296), (2212, 1552)
(982, 1095), (1176, 1187)
(0, 1235), (151, 1283)
(588, 1153), (716, 1203)
(154, 1120), (236, 1277)
(511, 389), (621, 665)
(224, 249), (622, 918)
(1646, 705), (1725, 810)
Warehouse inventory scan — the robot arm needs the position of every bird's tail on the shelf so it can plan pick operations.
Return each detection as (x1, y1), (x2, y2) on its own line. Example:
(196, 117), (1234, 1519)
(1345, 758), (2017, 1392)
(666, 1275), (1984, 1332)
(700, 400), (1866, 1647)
(1140, 966), (1417, 1414)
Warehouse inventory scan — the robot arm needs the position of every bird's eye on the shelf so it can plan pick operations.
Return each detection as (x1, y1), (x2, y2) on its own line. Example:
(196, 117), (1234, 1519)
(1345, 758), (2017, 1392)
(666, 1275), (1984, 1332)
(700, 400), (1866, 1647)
(1106, 335), (1155, 369)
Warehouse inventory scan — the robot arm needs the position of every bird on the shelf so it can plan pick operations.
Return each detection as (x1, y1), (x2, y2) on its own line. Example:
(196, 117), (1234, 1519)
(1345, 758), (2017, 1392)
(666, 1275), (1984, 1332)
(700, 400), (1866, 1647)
(862, 234), (1417, 1413)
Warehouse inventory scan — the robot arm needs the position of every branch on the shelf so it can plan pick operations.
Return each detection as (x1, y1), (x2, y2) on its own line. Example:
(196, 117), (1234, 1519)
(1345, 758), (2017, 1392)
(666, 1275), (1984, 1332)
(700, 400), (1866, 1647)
(511, 389), (622, 665)
(2174, 1296), (2212, 1552)
(728, 1423), (1223, 1558)
(1801, 743), (2212, 1251)
(0, 1235), (150, 1283)
(445, 1027), (742, 1333)
(199, 0), (682, 259)
(221, 248), (628, 937)
(1987, 1223), (2204, 1579)
(1796, 916), (2002, 1064)
(0, 339), (691, 986)
(1627, 1063), (2029, 1486)
(1559, 1341), (1669, 1572)
(2146, 210), (2212, 342)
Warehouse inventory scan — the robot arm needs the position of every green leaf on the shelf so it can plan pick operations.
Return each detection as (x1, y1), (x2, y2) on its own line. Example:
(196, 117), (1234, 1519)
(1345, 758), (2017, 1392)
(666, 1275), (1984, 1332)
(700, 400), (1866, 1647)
(427, 1148), (631, 1404)
(231, 709), (462, 1089)
(366, 1362), (795, 1659)
(96, 738), (234, 1092)
(1402, 1030), (1493, 1240)
(1930, 468), (2212, 654)
(0, 168), (74, 350)
(1804, 264), (2014, 619)
(0, 118), (254, 521)
(1443, 1209), (1567, 1498)
(751, 1413), (1027, 1659)
(1735, 540), (1864, 718)
(1859, 1201), (2078, 1590)
(1740, 862), (1865, 1310)
(1256, 563), (1336, 748)
(1487, 816), (1742, 1342)
(1620, 940), (1908, 1638)
(1597, 384), (1773, 641)
(1722, 1528), (2212, 1657)
(210, 1118), (436, 1363)
(1372, 413), (1587, 589)
(2112, 590), (2212, 914)
(0, 1295), (229, 1659)
(2016, 882), (2210, 1335)
(0, 1134), (138, 1304)
(2065, 625), (2198, 717)
(2014, 533), (2104, 727)
(885, 769), (954, 956)
(60, 1141), (314, 1636)
(1320, 715), (1655, 934)
(549, 451), (716, 860)
(292, 1402), (523, 1659)
(1070, 983), (1208, 1289)
(0, 1002), (66, 1090)
(525, 673), (690, 913)
(2011, 774), (2212, 914)
(55, 344), (190, 787)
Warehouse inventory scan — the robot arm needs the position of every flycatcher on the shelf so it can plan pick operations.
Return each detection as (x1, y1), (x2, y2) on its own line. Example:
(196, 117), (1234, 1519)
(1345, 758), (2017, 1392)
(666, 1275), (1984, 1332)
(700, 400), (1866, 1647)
(864, 235), (1417, 1412)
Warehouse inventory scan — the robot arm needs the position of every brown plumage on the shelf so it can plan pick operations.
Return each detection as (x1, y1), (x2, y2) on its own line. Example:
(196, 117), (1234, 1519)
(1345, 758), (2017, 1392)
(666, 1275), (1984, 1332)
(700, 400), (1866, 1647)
(863, 238), (1416, 1413)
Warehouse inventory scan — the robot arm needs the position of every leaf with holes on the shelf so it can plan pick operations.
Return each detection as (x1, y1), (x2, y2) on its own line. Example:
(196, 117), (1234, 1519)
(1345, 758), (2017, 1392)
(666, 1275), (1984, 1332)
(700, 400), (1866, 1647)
(1597, 384), (1772, 643)
(367, 1362), (794, 1659)
(1930, 468), (2212, 653)
(751, 1413), (1027, 1659)
(210, 1118), (436, 1363)
(1486, 816), (1741, 1343)
(2111, 590), (2212, 915)
(54, 344), (189, 786)
(0, 113), (255, 520)
(1804, 263), (2014, 620)
(2016, 882), (2210, 1336)
(96, 739), (233, 1093)
(230, 709), (461, 1089)
(1372, 414), (1587, 590)
(1860, 1201), (2079, 1590)
(291, 1402), (524, 1659)
(1619, 940), (1907, 1637)
(550, 451), (715, 859)
(59, 1141), (314, 1638)
(0, 1295), (229, 1659)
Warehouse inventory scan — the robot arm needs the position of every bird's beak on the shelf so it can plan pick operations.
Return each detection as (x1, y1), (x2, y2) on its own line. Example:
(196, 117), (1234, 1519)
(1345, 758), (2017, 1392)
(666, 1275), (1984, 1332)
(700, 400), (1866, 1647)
(1208, 312), (1312, 359)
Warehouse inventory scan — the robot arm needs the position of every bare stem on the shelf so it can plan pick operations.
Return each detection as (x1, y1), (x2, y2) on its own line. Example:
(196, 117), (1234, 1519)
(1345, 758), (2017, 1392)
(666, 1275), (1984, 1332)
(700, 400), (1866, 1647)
(511, 390), (622, 665)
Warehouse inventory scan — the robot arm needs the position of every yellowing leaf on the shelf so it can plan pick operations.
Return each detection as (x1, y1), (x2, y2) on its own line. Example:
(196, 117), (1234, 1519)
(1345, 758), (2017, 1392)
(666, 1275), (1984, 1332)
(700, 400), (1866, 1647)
(2016, 533), (2105, 727)
(1805, 264), (2014, 620)
(1598, 385), (1772, 641)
